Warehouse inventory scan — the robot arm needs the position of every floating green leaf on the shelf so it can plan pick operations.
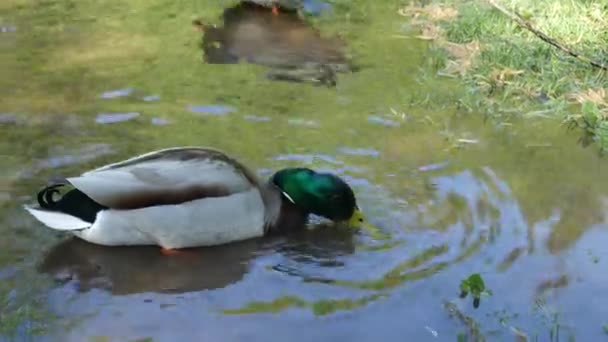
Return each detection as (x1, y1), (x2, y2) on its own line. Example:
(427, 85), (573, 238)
(459, 273), (491, 308)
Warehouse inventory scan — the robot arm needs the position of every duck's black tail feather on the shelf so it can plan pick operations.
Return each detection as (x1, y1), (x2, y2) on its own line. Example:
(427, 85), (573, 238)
(37, 184), (65, 209)
(35, 184), (107, 224)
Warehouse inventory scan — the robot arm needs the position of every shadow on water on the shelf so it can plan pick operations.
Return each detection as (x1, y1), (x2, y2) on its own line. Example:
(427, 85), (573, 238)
(38, 225), (356, 296)
(195, 2), (355, 86)
(39, 238), (263, 295)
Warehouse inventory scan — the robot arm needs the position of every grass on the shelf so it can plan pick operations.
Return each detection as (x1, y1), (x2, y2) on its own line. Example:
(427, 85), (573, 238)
(0, 282), (52, 337)
(400, 0), (608, 151)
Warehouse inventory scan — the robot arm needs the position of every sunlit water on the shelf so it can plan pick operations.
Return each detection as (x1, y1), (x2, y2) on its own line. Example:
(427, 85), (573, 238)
(1, 1), (608, 341)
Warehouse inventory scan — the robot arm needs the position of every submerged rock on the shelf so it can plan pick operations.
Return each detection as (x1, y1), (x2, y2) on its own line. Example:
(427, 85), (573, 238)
(188, 104), (236, 116)
(0, 113), (18, 125)
(418, 161), (450, 172)
(99, 88), (134, 99)
(0, 266), (18, 281)
(142, 95), (161, 102)
(273, 153), (343, 165)
(150, 117), (170, 125)
(367, 115), (400, 127)
(18, 144), (115, 179)
(287, 118), (319, 127)
(95, 112), (140, 124)
(35, 144), (115, 170)
(337, 147), (380, 157)
(244, 115), (272, 122)
(0, 25), (17, 33)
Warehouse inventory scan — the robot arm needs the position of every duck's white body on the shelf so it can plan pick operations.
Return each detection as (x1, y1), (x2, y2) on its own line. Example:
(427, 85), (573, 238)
(72, 188), (266, 248)
(24, 147), (282, 248)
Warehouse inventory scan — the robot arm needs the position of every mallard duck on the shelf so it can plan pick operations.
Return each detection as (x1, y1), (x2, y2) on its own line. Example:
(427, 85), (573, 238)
(24, 147), (368, 253)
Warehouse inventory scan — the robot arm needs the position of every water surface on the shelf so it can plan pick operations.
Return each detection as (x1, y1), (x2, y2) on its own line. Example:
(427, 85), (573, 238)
(1, 1), (607, 341)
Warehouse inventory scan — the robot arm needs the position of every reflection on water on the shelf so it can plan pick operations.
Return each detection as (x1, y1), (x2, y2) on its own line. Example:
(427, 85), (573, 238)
(39, 227), (356, 296)
(39, 238), (265, 295)
(196, 2), (353, 85)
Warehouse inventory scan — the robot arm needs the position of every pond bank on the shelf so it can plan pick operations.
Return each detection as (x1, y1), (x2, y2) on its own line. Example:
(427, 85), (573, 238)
(399, 0), (608, 151)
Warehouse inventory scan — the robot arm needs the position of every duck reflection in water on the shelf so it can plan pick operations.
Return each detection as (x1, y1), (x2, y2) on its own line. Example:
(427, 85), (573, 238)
(39, 225), (356, 295)
(194, 2), (357, 86)
(39, 237), (264, 295)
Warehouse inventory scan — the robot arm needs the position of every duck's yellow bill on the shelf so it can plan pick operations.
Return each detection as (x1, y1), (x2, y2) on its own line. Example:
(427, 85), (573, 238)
(347, 208), (378, 230)
(347, 208), (386, 239)
(347, 208), (366, 228)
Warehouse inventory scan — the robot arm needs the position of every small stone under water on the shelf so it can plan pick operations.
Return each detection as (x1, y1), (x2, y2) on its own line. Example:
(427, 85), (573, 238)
(0, 266), (18, 281)
(37, 144), (115, 170)
(337, 147), (380, 157)
(19, 144), (115, 179)
(0, 25), (16, 33)
(95, 112), (140, 124)
(188, 104), (236, 116)
(0, 113), (18, 124)
(367, 115), (400, 127)
(273, 153), (343, 165)
(287, 118), (320, 127)
(99, 88), (134, 99)
(150, 117), (170, 125)
(142, 95), (161, 102)
(418, 161), (450, 172)
(243, 115), (271, 122)
(256, 168), (273, 177)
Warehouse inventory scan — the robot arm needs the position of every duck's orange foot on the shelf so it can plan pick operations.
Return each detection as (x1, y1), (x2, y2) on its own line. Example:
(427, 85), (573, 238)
(160, 247), (189, 256)
(272, 5), (279, 15)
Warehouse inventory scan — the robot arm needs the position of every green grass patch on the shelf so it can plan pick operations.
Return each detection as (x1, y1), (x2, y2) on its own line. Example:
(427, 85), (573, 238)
(401, 0), (608, 151)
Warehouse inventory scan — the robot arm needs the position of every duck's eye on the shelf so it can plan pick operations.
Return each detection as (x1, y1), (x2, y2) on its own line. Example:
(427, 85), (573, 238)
(358, 218), (363, 222)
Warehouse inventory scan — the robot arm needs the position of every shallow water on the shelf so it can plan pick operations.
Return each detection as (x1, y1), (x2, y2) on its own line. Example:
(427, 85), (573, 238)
(1, 1), (608, 341)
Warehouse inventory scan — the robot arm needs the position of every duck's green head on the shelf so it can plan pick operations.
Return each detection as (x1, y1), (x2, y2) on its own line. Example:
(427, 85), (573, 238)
(271, 168), (366, 227)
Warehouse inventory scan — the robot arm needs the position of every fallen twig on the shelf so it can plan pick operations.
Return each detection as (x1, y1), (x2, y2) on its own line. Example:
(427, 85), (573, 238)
(487, 0), (608, 71)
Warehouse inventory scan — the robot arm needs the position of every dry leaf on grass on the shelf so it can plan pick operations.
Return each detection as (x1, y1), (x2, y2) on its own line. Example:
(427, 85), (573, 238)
(567, 88), (607, 107)
(416, 23), (444, 40)
(398, 3), (458, 21)
(398, 4), (480, 77)
(517, 84), (542, 98)
(440, 41), (481, 76)
(444, 41), (481, 59)
(490, 67), (524, 82)
(485, 67), (525, 87)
